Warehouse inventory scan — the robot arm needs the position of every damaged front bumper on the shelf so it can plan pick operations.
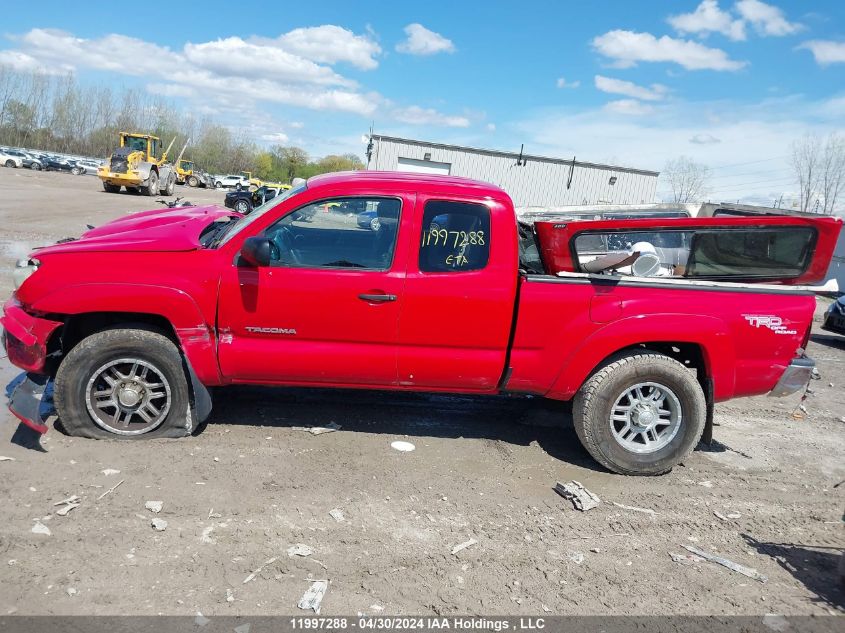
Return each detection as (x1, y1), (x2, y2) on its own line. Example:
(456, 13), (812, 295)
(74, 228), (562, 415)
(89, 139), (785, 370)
(769, 356), (815, 397)
(7, 373), (52, 434)
(1, 299), (62, 373)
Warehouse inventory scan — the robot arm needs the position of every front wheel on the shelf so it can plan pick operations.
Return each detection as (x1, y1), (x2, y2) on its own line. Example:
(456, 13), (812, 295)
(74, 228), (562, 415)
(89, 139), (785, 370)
(71, 166), (83, 175)
(4, 160), (15, 168)
(164, 175), (175, 196)
(187, 175), (198, 187)
(30, 163), (42, 171)
(54, 328), (191, 439)
(103, 182), (121, 193)
(143, 171), (158, 196)
(572, 351), (706, 476)
(234, 199), (251, 214)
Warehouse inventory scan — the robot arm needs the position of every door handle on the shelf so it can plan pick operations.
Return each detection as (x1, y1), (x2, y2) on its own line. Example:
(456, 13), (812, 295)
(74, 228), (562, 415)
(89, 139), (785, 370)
(358, 293), (397, 303)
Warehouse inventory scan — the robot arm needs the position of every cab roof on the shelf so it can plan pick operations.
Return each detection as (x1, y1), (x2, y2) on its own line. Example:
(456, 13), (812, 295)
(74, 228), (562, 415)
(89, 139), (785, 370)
(308, 170), (508, 198)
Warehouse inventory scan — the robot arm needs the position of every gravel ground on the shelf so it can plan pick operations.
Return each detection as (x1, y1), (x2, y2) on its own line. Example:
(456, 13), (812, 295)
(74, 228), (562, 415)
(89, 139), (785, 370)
(0, 168), (842, 616)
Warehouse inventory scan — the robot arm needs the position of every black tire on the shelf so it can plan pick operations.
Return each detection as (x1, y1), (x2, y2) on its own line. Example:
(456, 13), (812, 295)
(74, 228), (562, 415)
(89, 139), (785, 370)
(103, 182), (121, 193)
(54, 327), (192, 440)
(572, 351), (706, 476)
(234, 199), (251, 214)
(30, 162), (42, 171)
(187, 175), (198, 187)
(165, 175), (175, 196)
(71, 166), (83, 175)
(215, 181), (223, 189)
(4, 160), (15, 168)
(143, 171), (159, 196)
(235, 182), (243, 191)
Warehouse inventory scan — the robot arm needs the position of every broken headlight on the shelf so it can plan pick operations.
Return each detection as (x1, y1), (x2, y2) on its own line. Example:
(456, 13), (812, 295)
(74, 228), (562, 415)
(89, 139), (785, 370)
(13, 258), (40, 289)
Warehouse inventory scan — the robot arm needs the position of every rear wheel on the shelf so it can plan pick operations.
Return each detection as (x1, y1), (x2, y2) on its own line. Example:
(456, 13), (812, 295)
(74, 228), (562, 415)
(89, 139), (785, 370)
(103, 182), (121, 193)
(215, 181), (223, 188)
(30, 162), (41, 171)
(369, 217), (381, 231)
(187, 175), (198, 187)
(164, 175), (175, 196)
(70, 166), (83, 175)
(54, 328), (191, 439)
(4, 160), (15, 168)
(572, 352), (706, 476)
(143, 171), (158, 196)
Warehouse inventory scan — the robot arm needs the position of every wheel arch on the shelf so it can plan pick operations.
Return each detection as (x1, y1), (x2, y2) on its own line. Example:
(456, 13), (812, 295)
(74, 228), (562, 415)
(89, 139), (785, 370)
(546, 314), (735, 402)
(47, 311), (214, 428)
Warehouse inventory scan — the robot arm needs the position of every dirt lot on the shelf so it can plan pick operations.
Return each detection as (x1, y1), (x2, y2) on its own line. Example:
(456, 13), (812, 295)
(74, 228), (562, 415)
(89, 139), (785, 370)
(0, 168), (842, 617)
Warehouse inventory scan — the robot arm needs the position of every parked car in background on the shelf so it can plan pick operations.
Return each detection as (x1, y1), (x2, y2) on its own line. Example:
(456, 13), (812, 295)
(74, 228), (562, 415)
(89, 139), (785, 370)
(224, 185), (283, 214)
(0, 149), (23, 168)
(213, 174), (250, 189)
(42, 156), (83, 174)
(2, 149), (43, 170)
(823, 296), (845, 336)
(73, 159), (102, 175)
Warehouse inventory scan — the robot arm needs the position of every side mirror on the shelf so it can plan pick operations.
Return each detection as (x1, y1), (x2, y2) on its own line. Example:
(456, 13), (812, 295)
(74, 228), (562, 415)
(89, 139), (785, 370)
(240, 237), (273, 267)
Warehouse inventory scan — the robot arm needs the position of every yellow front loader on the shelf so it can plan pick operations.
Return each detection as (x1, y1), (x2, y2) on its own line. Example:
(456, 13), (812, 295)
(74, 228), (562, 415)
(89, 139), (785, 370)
(97, 133), (178, 196)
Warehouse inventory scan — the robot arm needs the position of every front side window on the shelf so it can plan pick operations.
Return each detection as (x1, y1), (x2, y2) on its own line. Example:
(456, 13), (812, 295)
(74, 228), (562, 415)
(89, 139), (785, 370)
(419, 200), (491, 272)
(262, 197), (401, 270)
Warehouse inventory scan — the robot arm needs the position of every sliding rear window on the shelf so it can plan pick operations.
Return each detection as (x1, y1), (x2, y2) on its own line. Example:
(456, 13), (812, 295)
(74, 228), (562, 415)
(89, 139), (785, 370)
(686, 227), (816, 279)
(572, 225), (817, 280)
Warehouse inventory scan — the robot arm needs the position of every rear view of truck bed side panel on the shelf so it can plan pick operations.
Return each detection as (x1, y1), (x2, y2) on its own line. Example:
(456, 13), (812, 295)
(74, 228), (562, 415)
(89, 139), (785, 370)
(507, 276), (814, 401)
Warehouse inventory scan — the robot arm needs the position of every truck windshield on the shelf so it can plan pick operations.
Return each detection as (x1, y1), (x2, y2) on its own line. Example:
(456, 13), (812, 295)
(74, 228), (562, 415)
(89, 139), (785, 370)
(217, 181), (308, 246)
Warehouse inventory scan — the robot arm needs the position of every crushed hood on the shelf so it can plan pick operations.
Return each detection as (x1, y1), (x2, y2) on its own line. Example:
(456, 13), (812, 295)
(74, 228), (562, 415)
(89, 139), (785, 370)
(33, 205), (241, 256)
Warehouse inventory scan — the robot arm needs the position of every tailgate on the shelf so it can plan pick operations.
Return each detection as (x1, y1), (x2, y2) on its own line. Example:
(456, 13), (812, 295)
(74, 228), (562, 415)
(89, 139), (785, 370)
(534, 215), (842, 285)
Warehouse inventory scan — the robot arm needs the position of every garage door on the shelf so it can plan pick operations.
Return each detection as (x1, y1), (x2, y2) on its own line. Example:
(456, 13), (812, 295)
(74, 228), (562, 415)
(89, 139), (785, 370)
(397, 157), (451, 175)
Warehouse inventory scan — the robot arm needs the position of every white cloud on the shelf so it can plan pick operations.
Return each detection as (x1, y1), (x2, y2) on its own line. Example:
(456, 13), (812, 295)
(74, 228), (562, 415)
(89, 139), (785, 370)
(556, 77), (580, 88)
(603, 99), (654, 115)
(0, 27), (384, 116)
(486, 123), (496, 132)
(15, 29), (182, 75)
(735, 0), (801, 36)
(392, 105), (469, 127)
(184, 37), (353, 86)
(592, 30), (746, 71)
(271, 25), (381, 70)
(146, 83), (196, 98)
(668, 1), (746, 41)
(261, 132), (290, 143)
(594, 75), (668, 101)
(289, 121), (305, 129)
(0, 50), (70, 75)
(690, 133), (721, 144)
(798, 40), (845, 65)
(396, 24), (455, 56)
(514, 94), (845, 203)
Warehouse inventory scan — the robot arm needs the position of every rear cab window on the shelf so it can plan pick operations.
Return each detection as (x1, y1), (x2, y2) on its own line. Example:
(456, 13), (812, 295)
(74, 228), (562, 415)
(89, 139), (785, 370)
(419, 200), (490, 272)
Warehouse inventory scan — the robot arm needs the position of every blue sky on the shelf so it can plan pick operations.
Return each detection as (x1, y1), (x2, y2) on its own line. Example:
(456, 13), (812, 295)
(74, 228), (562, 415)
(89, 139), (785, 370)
(2, 0), (844, 204)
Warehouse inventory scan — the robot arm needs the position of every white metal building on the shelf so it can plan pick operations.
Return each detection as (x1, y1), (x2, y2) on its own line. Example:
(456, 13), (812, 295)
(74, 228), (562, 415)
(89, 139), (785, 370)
(366, 134), (659, 207)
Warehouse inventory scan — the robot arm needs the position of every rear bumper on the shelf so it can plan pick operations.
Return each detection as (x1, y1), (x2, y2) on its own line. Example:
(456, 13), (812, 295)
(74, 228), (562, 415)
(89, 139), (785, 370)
(0, 299), (63, 373)
(768, 356), (815, 397)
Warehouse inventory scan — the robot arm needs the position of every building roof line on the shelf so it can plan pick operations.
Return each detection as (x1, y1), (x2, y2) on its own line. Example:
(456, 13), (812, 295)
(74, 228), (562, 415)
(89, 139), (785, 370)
(371, 134), (660, 177)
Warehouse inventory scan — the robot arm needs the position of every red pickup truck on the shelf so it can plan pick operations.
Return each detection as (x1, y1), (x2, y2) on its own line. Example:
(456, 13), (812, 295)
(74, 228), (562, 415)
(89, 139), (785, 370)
(3, 172), (841, 475)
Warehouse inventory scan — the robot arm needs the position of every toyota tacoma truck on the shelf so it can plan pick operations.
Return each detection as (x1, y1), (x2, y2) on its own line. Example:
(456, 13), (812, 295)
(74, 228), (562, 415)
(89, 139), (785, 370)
(3, 172), (841, 475)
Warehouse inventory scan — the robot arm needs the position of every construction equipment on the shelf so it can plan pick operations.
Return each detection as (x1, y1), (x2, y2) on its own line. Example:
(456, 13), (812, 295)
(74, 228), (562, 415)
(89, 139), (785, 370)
(97, 133), (178, 196)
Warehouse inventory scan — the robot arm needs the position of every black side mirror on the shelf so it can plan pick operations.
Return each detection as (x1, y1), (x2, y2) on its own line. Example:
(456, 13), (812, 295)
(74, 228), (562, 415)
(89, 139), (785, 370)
(240, 237), (273, 267)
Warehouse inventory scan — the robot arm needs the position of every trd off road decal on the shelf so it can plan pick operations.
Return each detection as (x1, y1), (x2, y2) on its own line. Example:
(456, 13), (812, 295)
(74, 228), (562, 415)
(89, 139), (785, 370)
(743, 315), (797, 335)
